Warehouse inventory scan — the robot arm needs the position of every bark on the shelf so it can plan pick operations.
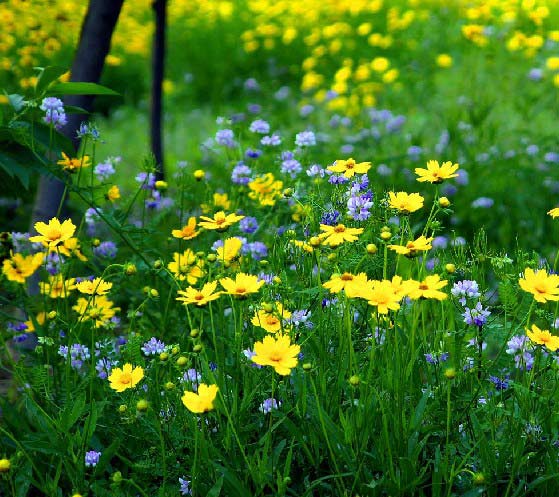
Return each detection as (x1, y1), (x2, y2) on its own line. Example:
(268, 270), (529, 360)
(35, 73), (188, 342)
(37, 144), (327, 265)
(151, 0), (167, 181)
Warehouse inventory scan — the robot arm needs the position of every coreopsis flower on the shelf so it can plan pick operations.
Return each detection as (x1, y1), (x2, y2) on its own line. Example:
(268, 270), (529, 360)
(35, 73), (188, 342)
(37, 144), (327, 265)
(290, 239), (314, 253)
(57, 237), (87, 261)
(201, 192), (231, 213)
(168, 250), (205, 284)
(356, 280), (402, 313)
(519, 268), (559, 303)
(526, 324), (559, 352)
(73, 295), (119, 328)
(176, 281), (222, 306)
(171, 217), (200, 240)
(57, 152), (92, 172)
(388, 192), (424, 214)
(39, 274), (77, 298)
(248, 173), (283, 206)
(318, 224), (364, 247)
(219, 273), (264, 297)
(407, 274), (448, 300)
(322, 272), (369, 297)
(415, 160), (459, 183)
(76, 277), (112, 296)
(2, 252), (44, 283)
(182, 383), (219, 413)
(198, 211), (245, 231)
(327, 158), (371, 178)
(24, 312), (47, 332)
(548, 207), (559, 218)
(251, 302), (292, 333)
(108, 363), (144, 392)
(251, 334), (300, 375)
(216, 237), (243, 263)
(390, 275), (417, 299)
(29, 217), (76, 248)
(388, 236), (433, 257)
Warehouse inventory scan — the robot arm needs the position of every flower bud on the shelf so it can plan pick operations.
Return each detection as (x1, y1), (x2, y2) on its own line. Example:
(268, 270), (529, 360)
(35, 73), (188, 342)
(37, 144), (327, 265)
(366, 243), (378, 254)
(302, 362), (312, 371)
(92, 238), (101, 247)
(438, 196), (450, 208)
(136, 399), (149, 412)
(149, 288), (159, 298)
(118, 404), (127, 413)
(159, 352), (169, 361)
(273, 276), (282, 284)
(444, 367), (456, 380)
(171, 346), (180, 355)
(164, 381), (175, 391)
(380, 231), (392, 241)
(193, 344), (203, 353)
(327, 253), (337, 262)
(194, 169), (205, 180)
(155, 180), (168, 191)
(190, 328), (200, 338)
(259, 259), (269, 267)
(112, 471), (123, 484)
(47, 310), (57, 320)
(309, 236), (321, 247)
(177, 356), (188, 367)
(445, 263), (456, 273)
(124, 263), (137, 276)
(349, 375), (360, 386)
(262, 303), (274, 313)
(0, 458), (10, 473)
(472, 472), (485, 485)
(207, 254), (217, 263)
(153, 259), (163, 270)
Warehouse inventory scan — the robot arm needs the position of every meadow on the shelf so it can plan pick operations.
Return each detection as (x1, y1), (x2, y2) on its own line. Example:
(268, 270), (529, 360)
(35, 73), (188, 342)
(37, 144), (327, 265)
(2, 0), (559, 496)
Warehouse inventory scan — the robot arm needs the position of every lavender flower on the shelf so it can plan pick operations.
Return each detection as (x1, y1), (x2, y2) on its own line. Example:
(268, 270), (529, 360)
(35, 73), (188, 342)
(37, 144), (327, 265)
(281, 158), (302, 178)
(231, 163), (252, 185)
(40, 97), (67, 129)
(489, 374), (510, 391)
(261, 134), (281, 146)
(93, 241), (117, 259)
(244, 241), (268, 260)
(239, 216), (259, 234)
(85, 450), (101, 468)
(285, 310), (313, 329)
(58, 344), (91, 371)
(463, 302), (491, 326)
(347, 193), (373, 221)
(142, 337), (166, 356)
(249, 119), (270, 134)
(528, 68), (543, 81)
(95, 358), (114, 380)
(321, 210), (340, 226)
(45, 252), (64, 275)
(94, 160), (116, 181)
(451, 280), (481, 305)
(306, 164), (326, 177)
(244, 78), (260, 91)
(259, 398), (281, 414)
(245, 148), (262, 159)
(135, 172), (156, 190)
(182, 368), (201, 388)
(243, 348), (262, 368)
(295, 130), (316, 147)
(471, 197), (494, 209)
(215, 129), (236, 148)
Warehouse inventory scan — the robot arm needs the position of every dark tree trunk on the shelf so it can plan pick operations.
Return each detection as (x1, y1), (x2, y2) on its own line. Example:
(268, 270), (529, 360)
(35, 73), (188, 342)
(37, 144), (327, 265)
(31, 0), (125, 228)
(151, 0), (167, 181)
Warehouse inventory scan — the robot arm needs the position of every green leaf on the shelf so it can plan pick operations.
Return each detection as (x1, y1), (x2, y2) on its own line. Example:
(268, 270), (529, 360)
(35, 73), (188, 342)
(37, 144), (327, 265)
(64, 105), (89, 115)
(47, 82), (120, 97)
(15, 459), (33, 497)
(35, 66), (69, 95)
(8, 93), (26, 112)
(59, 393), (86, 431)
(0, 150), (31, 188)
(206, 475), (224, 497)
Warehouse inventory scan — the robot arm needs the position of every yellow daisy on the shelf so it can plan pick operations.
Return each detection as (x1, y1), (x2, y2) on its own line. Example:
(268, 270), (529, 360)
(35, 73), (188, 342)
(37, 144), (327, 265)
(415, 160), (459, 184)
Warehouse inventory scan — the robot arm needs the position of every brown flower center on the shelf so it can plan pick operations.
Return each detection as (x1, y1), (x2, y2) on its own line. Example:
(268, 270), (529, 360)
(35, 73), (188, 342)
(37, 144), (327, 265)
(334, 225), (346, 233)
(120, 373), (132, 385)
(340, 273), (354, 281)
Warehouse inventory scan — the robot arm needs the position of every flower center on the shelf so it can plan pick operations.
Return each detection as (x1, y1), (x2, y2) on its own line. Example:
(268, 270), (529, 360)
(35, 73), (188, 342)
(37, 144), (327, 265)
(334, 224), (346, 233)
(534, 283), (548, 294)
(236, 287), (246, 294)
(47, 228), (62, 241)
(120, 373), (132, 385)
(195, 294), (204, 300)
(340, 273), (354, 281)
(419, 283), (429, 290)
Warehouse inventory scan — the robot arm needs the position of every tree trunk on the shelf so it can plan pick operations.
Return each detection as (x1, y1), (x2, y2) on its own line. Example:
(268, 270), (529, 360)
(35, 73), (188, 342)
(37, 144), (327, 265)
(151, 0), (167, 181)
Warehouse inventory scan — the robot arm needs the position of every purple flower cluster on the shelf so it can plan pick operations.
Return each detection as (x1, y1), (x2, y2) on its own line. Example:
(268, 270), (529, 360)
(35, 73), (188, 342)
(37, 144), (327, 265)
(506, 335), (534, 370)
(215, 129), (236, 148)
(462, 301), (491, 327)
(259, 398), (281, 414)
(231, 163), (252, 185)
(93, 241), (117, 259)
(425, 352), (449, 365)
(58, 343), (91, 371)
(85, 450), (101, 468)
(451, 280), (481, 305)
(249, 119), (270, 134)
(40, 97), (67, 129)
(347, 191), (373, 221)
(142, 337), (166, 356)
(295, 130), (316, 147)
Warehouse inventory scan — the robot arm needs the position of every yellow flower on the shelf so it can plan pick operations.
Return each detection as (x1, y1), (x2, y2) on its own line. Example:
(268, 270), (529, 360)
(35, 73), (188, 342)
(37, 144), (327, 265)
(106, 185), (120, 201)
(290, 240), (314, 253)
(171, 217), (200, 240)
(76, 277), (112, 296)
(29, 217), (76, 248)
(248, 173), (283, 206)
(548, 207), (559, 218)
(318, 224), (364, 247)
(322, 272), (369, 297)
(388, 235), (433, 257)
(415, 160), (459, 184)
(436, 53), (453, 68)
(198, 211), (244, 231)
(39, 274), (76, 298)
(57, 152), (91, 172)
(216, 237), (243, 263)
(251, 334), (300, 375)
(201, 192), (231, 213)
(519, 267), (559, 303)
(24, 312), (47, 332)
(182, 383), (219, 413)
(327, 158), (371, 178)
(388, 192), (424, 214)
(526, 324), (559, 351)
(108, 363), (144, 392)
(168, 250), (204, 284)
(176, 281), (222, 306)
(390, 275), (416, 298)
(358, 279), (402, 314)
(56, 237), (87, 261)
(407, 274), (448, 300)
(73, 295), (119, 328)
(2, 252), (44, 283)
(220, 273), (264, 297)
(251, 302), (292, 333)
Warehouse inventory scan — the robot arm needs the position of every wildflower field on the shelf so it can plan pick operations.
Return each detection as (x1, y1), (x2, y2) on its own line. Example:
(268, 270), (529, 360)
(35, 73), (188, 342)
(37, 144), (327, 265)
(4, 0), (559, 496)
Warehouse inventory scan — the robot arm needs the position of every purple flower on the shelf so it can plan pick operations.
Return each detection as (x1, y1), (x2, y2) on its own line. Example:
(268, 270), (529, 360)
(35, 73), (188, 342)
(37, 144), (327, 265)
(259, 398), (281, 414)
(257, 273), (274, 285)
(96, 358), (113, 380)
(528, 68), (543, 81)
(462, 302), (491, 326)
(328, 174), (349, 185)
(489, 374), (510, 391)
(179, 477), (192, 495)
(526, 144), (539, 156)
(321, 210), (340, 226)
(451, 280), (480, 305)
(135, 172), (156, 190)
(58, 344), (91, 371)
(215, 129), (236, 148)
(245, 148), (262, 159)
(93, 241), (117, 259)
(244, 241), (268, 260)
(85, 450), (101, 468)
(281, 158), (302, 178)
(243, 348), (262, 368)
(239, 216), (259, 234)
(386, 115), (406, 133)
(285, 310), (313, 329)
(261, 134), (281, 146)
(247, 103), (261, 114)
(545, 152), (559, 163)
(45, 252), (64, 275)
(295, 130), (316, 147)
(432, 236), (448, 250)
(471, 197), (494, 209)
(407, 145), (423, 159)
(182, 368), (201, 388)
(424, 352), (449, 365)
(347, 194), (373, 221)
(244, 78), (260, 92)
(231, 163), (252, 185)
(249, 119), (270, 134)
(94, 161), (116, 181)
(306, 164), (325, 177)
(142, 337), (166, 356)
(299, 104), (314, 117)
(40, 97), (67, 129)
